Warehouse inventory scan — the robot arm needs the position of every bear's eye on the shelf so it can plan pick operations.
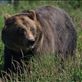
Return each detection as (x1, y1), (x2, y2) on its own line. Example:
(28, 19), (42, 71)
(30, 28), (35, 33)
(17, 26), (25, 31)
(16, 27), (25, 35)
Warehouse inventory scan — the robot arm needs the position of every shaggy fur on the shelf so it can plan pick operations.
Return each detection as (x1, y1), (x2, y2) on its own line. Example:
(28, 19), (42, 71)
(2, 6), (77, 73)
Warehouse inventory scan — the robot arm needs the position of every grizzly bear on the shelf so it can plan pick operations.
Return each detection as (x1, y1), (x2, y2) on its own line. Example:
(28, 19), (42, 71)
(1, 6), (77, 73)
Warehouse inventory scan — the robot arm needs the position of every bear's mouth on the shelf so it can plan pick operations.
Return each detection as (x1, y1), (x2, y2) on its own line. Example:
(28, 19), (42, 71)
(17, 41), (35, 50)
(27, 40), (35, 46)
(18, 39), (35, 50)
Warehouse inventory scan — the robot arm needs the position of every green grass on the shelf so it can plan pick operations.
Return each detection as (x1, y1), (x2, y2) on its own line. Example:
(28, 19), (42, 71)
(0, 1), (82, 82)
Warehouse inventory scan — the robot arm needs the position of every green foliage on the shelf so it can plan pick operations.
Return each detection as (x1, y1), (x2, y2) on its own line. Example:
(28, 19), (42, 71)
(68, 0), (80, 9)
(0, 16), (4, 29)
(0, 0), (82, 82)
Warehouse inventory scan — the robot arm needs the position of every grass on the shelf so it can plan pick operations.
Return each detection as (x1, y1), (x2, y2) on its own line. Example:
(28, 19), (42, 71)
(0, 1), (82, 82)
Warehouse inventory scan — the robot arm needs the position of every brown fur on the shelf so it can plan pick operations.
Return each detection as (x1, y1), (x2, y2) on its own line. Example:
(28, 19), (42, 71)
(1, 6), (77, 72)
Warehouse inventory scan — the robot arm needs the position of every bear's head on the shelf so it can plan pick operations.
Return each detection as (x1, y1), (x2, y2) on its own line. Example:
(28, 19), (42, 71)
(2, 11), (42, 51)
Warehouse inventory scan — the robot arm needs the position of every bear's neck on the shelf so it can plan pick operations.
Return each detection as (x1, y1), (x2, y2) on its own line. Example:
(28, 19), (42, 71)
(35, 27), (55, 54)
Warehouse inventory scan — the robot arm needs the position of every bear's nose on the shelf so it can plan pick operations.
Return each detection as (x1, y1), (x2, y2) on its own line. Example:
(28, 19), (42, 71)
(30, 40), (35, 44)
(29, 37), (35, 42)
(28, 33), (35, 42)
(28, 39), (35, 45)
(27, 34), (35, 45)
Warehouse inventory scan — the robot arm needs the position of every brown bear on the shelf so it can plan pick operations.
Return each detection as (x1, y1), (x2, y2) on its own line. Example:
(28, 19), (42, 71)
(1, 6), (77, 73)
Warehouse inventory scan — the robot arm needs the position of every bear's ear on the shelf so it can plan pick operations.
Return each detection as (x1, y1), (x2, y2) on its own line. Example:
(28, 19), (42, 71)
(27, 10), (37, 21)
(4, 14), (11, 21)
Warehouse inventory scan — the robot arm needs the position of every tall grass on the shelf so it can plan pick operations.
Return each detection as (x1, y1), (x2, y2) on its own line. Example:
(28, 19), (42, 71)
(1, 54), (82, 82)
(0, 1), (82, 82)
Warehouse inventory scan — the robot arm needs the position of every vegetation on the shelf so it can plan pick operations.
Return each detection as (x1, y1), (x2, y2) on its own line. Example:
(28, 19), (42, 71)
(0, 0), (82, 82)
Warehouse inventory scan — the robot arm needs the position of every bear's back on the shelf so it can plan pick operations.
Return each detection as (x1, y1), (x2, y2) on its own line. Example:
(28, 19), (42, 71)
(36, 6), (77, 57)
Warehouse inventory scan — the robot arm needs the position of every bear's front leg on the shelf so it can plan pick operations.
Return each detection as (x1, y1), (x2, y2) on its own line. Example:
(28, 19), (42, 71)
(4, 46), (13, 73)
(3, 46), (23, 73)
